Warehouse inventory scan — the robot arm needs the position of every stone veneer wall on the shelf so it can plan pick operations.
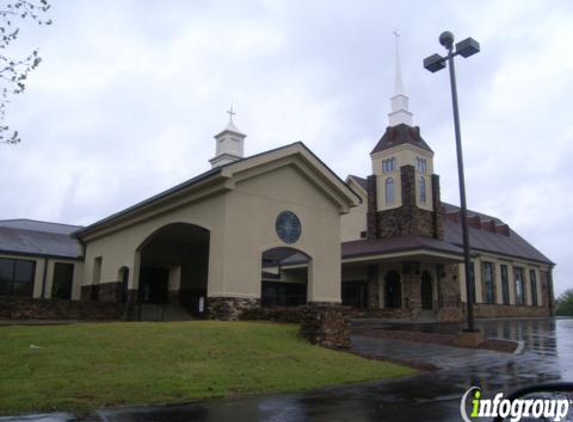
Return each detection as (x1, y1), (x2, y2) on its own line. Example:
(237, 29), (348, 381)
(402, 272), (422, 319)
(81, 282), (123, 303)
(539, 269), (554, 314)
(431, 174), (444, 240)
(367, 265), (379, 310)
(0, 296), (124, 320)
(240, 304), (351, 349)
(437, 264), (463, 322)
(469, 304), (551, 319)
(80, 284), (96, 302)
(367, 307), (409, 319)
(368, 165), (443, 240)
(99, 282), (122, 302)
(298, 305), (351, 349)
(208, 297), (261, 321)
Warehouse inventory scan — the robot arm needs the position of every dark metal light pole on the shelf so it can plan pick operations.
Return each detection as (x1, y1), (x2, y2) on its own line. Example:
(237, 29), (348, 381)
(424, 31), (480, 333)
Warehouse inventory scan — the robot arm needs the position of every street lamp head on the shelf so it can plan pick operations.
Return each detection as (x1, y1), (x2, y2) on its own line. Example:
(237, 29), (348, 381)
(455, 37), (480, 58)
(439, 31), (455, 50)
(423, 54), (446, 73)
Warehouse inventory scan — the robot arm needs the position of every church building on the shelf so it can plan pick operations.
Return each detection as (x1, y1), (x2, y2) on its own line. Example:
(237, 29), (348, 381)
(0, 46), (554, 322)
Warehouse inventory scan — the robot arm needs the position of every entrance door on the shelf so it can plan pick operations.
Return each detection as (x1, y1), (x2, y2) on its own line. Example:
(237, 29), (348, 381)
(139, 267), (169, 304)
(421, 271), (433, 310)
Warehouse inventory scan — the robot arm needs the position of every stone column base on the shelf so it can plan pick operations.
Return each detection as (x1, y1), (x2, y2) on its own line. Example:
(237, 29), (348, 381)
(457, 329), (484, 348)
(98, 282), (122, 303)
(208, 297), (260, 321)
(299, 304), (351, 349)
(80, 285), (94, 301)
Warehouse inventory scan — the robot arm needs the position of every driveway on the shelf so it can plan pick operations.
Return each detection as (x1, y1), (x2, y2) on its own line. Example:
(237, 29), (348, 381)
(3, 318), (572, 422)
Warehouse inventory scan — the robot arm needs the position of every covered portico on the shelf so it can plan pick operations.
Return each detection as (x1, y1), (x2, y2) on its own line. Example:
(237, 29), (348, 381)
(340, 235), (464, 320)
(76, 142), (361, 319)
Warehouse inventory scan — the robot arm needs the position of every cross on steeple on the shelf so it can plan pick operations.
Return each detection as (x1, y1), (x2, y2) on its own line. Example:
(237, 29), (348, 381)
(226, 105), (236, 122)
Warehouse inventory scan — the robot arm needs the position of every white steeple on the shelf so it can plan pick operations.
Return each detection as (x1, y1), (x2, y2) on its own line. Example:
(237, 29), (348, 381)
(209, 105), (247, 168)
(388, 31), (413, 127)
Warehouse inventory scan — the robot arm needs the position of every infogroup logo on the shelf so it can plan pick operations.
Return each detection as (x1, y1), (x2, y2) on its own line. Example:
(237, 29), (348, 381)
(460, 387), (571, 422)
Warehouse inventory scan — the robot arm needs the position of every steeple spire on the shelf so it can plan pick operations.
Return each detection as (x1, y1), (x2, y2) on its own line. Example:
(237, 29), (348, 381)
(388, 30), (413, 127)
(209, 106), (247, 168)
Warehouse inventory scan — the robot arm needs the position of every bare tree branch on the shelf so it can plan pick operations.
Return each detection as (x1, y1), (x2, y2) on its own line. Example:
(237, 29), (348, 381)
(0, 0), (51, 144)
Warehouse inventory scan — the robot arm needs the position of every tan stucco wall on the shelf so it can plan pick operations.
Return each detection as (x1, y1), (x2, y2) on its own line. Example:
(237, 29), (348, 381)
(371, 145), (434, 212)
(220, 164), (343, 302)
(341, 179), (367, 242)
(81, 193), (227, 293)
(81, 159), (347, 304)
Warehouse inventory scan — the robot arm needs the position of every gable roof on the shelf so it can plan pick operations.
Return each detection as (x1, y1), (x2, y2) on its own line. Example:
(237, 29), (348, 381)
(342, 235), (463, 260)
(78, 142), (361, 238)
(0, 220), (83, 259)
(371, 124), (433, 155)
(348, 174), (368, 192)
(76, 166), (223, 237)
(0, 219), (82, 235)
(342, 176), (552, 265)
(442, 204), (552, 264)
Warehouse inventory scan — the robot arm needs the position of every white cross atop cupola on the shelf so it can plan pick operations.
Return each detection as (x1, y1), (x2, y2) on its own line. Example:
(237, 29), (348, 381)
(209, 106), (247, 168)
(388, 30), (413, 127)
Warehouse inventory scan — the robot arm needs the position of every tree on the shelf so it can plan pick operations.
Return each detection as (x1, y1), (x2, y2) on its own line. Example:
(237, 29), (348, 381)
(555, 289), (573, 316)
(1, 0), (51, 144)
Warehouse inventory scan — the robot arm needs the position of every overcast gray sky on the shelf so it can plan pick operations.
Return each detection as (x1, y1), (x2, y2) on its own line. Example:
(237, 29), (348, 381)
(1, 0), (571, 296)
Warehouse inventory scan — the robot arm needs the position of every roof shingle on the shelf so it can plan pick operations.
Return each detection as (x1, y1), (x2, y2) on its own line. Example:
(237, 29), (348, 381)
(371, 124), (433, 155)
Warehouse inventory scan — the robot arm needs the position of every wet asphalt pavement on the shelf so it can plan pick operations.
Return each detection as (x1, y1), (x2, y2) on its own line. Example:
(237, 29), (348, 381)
(2, 318), (572, 422)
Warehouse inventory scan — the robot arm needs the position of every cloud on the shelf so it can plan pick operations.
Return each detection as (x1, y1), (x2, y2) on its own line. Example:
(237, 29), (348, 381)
(1, 0), (571, 295)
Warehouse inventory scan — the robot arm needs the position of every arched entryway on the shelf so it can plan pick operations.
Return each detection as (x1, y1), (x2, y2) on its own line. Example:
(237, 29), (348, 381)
(421, 271), (433, 311)
(260, 247), (309, 307)
(137, 223), (210, 316)
(385, 270), (402, 308)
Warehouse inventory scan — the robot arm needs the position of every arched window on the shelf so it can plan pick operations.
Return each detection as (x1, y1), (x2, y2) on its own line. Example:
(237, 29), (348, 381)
(385, 177), (395, 205)
(416, 157), (427, 173)
(419, 177), (426, 203)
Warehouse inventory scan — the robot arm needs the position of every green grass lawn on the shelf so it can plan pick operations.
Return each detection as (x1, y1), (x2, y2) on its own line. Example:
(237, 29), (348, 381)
(0, 321), (415, 415)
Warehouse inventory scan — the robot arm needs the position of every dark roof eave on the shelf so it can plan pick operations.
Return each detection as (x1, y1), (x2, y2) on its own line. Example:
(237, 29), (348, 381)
(77, 167), (224, 238)
(78, 142), (362, 239)
(0, 248), (83, 261)
(446, 242), (554, 266)
(342, 244), (464, 261)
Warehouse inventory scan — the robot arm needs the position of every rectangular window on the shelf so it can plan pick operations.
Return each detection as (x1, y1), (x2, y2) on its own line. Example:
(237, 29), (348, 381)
(514, 267), (525, 305)
(52, 263), (74, 300)
(0, 258), (36, 297)
(529, 269), (538, 306)
(500, 264), (510, 305)
(469, 262), (477, 303)
(483, 262), (495, 304)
